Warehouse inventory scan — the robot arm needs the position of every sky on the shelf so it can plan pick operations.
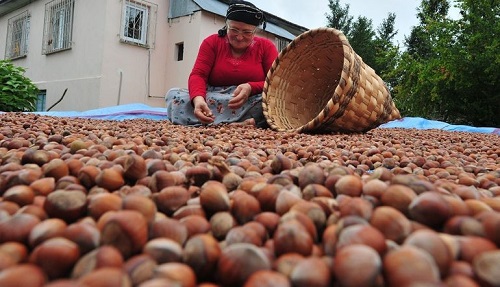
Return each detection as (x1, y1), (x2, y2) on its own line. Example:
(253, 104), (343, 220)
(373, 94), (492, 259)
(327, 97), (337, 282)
(250, 0), (423, 46)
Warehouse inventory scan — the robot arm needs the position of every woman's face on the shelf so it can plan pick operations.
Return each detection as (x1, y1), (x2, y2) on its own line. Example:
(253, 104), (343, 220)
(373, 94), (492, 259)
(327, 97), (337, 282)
(226, 20), (257, 52)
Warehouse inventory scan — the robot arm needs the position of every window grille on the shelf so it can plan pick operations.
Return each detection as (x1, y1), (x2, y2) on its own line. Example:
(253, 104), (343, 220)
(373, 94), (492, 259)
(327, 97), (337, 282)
(5, 11), (30, 59)
(36, 90), (47, 112)
(120, 0), (157, 48)
(277, 37), (290, 52)
(42, 0), (75, 54)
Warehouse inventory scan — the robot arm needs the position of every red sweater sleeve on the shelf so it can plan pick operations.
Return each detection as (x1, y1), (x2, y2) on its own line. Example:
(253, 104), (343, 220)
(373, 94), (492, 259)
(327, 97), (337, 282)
(188, 34), (278, 101)
(188, 36), (217, 100)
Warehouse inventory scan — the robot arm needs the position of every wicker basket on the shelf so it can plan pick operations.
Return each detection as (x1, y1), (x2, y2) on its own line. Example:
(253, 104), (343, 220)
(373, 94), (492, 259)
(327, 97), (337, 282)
(262, 27), (401, 133)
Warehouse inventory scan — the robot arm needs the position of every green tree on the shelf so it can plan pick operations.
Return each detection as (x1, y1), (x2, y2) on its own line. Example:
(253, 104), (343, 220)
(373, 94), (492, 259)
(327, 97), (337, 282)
(376, 13), (398, 44)
(0, 60), (39, 112)
(373, 13), (400, 90)
(446, 0), (499, 126)
(394, 0), (499, 126)
(349, 16), (376, 68)
(405, 0), (450, 58)
(325, 0), (353, 35)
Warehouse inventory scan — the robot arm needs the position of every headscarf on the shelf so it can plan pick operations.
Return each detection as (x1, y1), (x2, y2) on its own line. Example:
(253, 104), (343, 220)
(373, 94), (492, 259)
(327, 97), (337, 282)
(218, 0), (266, 37)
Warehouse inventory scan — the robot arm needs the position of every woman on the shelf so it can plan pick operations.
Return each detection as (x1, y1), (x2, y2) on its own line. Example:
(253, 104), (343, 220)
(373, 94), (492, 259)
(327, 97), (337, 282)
(166, 0), (279, 127)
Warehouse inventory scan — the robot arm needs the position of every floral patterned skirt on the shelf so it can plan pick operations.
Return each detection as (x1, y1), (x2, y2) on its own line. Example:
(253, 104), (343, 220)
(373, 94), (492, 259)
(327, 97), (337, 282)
(165, 86), (268, 128)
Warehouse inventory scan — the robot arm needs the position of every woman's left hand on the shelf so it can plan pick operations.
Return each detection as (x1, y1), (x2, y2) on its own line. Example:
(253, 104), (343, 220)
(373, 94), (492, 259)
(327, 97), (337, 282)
(229, 83), (251, 109)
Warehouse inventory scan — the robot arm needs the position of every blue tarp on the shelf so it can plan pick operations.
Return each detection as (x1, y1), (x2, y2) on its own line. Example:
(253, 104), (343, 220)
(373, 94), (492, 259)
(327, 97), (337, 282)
(31, 103), (169, 121)
(380, 117), (500, 135)
(7, 103), (498, 135)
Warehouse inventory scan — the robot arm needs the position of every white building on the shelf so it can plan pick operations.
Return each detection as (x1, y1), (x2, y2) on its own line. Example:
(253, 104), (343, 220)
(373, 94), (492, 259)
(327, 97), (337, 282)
(0, 0), (307, 111)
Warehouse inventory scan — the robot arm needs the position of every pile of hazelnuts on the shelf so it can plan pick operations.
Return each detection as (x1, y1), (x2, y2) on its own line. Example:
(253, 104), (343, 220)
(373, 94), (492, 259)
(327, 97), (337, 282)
(0, 112), (499, 287)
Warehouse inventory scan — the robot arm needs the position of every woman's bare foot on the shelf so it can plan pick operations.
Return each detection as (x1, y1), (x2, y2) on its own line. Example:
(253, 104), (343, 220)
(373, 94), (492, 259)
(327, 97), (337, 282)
(227, 118), (256, 127)
(242, 118), (256, 126)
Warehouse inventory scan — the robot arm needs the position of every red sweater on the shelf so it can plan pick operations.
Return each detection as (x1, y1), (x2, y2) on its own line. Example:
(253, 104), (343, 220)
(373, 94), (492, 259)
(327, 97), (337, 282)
(188, 34), (279, 101)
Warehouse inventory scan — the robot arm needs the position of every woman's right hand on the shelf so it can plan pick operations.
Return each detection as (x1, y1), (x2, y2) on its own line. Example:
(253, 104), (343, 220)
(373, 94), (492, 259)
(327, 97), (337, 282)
(193, 96), (215, 124)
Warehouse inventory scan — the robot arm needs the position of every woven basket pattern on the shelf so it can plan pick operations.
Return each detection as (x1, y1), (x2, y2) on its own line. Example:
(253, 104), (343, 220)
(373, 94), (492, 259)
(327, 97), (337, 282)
(262, 28), (401, 133)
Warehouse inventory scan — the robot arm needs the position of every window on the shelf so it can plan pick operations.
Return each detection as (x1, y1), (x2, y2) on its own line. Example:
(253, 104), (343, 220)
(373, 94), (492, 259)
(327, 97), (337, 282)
(277, 37), (290, 52)
(36, 90), (47, 112)
(176, 42), (184, 61)
(120, 0), (157, 48)
(5, 11), (30, 59)
(42, 0), (75, 54)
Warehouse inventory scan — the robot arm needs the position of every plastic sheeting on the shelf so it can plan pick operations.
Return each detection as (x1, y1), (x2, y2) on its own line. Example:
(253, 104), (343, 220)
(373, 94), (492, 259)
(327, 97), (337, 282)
(8, 103), (498, 135)
(31, 103), (169, 121)
(380, 117), (500, 135)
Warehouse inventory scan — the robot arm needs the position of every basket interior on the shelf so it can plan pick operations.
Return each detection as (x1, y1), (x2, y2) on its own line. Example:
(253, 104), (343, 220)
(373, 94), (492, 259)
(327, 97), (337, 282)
(264, 31), (345, 130)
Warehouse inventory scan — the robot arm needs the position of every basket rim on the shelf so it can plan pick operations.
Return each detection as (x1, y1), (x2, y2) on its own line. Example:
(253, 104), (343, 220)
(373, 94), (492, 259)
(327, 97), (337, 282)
(262, 27), (356, 132)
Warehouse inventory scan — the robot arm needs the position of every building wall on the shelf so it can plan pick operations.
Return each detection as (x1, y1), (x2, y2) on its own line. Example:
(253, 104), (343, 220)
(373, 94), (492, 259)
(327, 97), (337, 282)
(164, 10), (226, 92)
(0, 0), (170, 111)
(1, 0), (108, 111)
(96, 0), (171, 108)
(0, 0), (290, 112)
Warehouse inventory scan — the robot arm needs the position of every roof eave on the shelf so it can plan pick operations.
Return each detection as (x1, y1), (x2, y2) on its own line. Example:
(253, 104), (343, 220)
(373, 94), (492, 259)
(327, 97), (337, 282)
(0, 0), (37, 17)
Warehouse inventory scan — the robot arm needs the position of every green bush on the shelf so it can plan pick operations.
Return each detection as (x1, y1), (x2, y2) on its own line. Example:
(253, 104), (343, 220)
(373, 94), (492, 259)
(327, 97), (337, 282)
(0, 60), (39, 112)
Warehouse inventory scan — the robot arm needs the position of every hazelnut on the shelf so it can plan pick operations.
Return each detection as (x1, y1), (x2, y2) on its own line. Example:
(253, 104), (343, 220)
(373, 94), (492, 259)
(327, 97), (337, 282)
(153, 262), (197, 287)
(87, 193), (123, 220)
(122, 154), (148, 181)
(199, 180), (230, 215)
(43, 190), (87, 223)
(231, 190), (261, 224)
(28, 218), (67, 247)
(0, 241), (28, 266)
(381, 184), (417, 216)
(290, 201), (327, 233)
(225, 225), (262, 247)
(408, 191), (453, 228)
(78, 267), (132, 287)
(370, 206), (412, 244)
(243, 270), (290, 287)
(95, 168), (125, 191)
(143, 238), (183, 264)
(179, 215), (211, 239)
(182, 234), (221, 282)
(42, 158), (69, 181)
(209, 211), (238, 241)
(290, 256), (331, 287)
(334, 175), (363, 197)
(77, 165), (100, 189)
(98, 210), (148, 258)
(3, 185), (35, 206)
(333, 244), (382, 287)
(273, 219), (313, 257)
(123, 254), (156, 286)
(122, 194), (157, 225)
(336, 224), (387, 256)
(273, 252), (304, 277)
(216, 243), (271, 286)
(298, 165), (326, 189)
(0, 213), (40, 244)
(472, 250), (500, 287)
(383, 245), (441, 286)
(62, 220), (100, 255)
(30, 177), (56, 196)
(150, 217), (188, 245)
(404, 229), (454, 276)
(29, 237), (80, 280)
(0, 264), (47, 287)
(153, 186), (190, 216)
(71, 245), (124, 278)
